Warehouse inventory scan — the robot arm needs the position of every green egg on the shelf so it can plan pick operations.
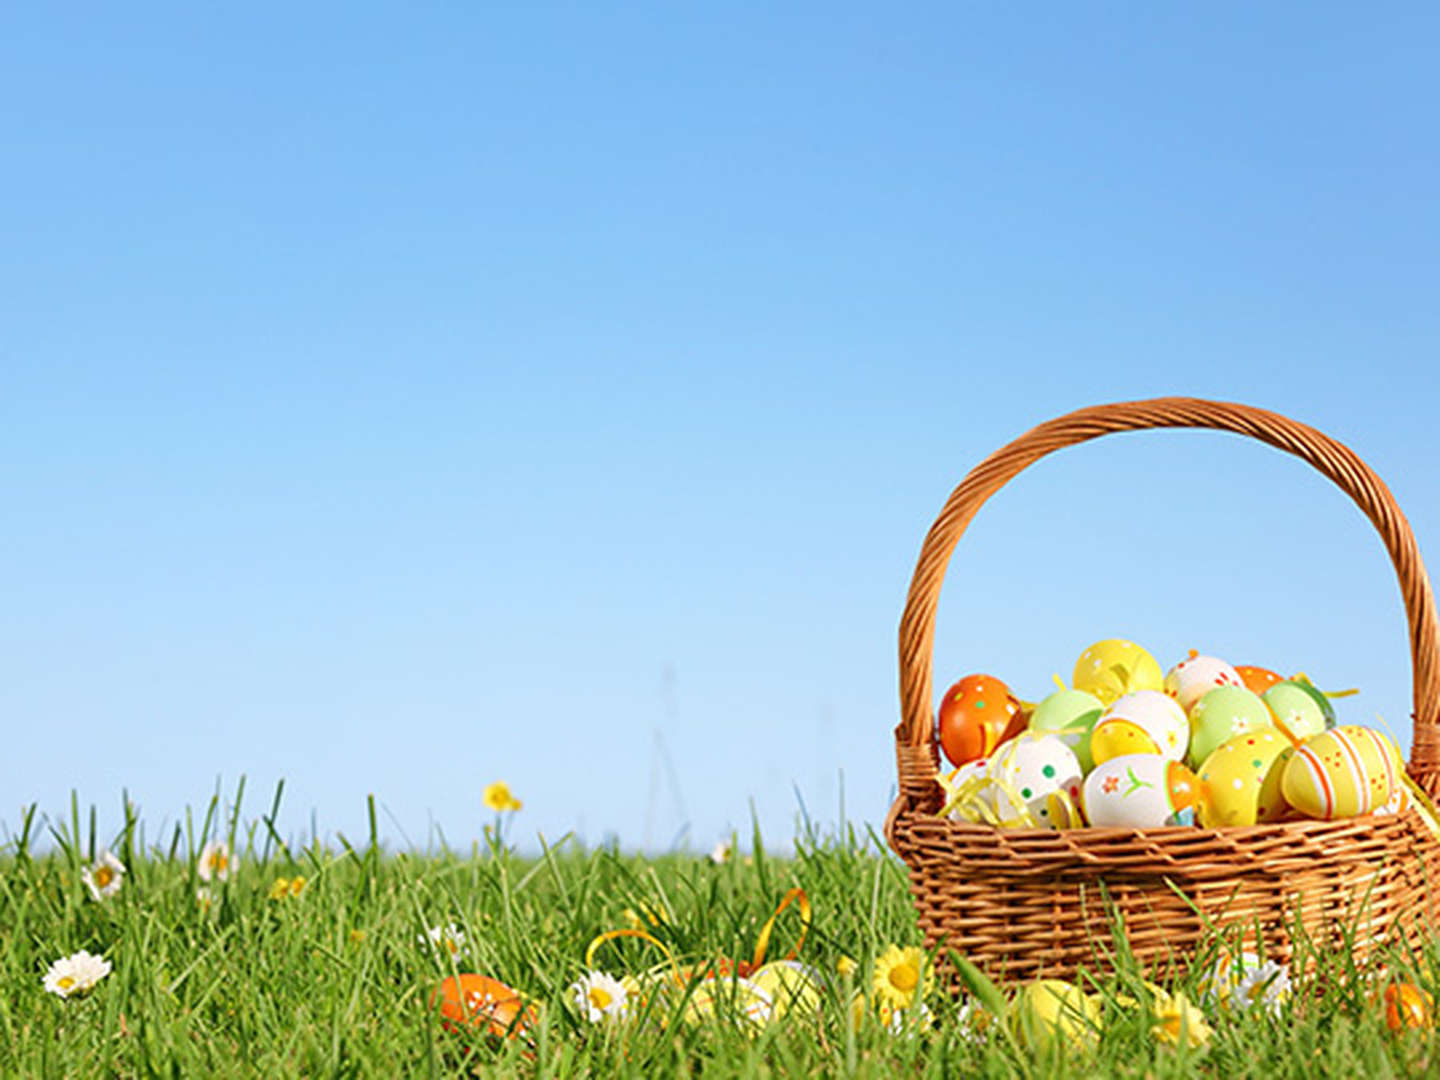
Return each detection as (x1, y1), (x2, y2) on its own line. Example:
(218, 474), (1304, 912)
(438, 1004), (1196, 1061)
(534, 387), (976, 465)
(1028, 689), (1103, 773)
(1188, 686), (1275, 767)
(1263, 681), (1328, 742)
(1286, 677), (1337, 727)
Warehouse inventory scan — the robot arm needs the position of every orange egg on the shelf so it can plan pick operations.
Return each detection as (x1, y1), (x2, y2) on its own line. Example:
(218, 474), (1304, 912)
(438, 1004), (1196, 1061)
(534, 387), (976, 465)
(432, 974), (536, 1039)
(1234, 665), (1283, 696)
(938, 674), (1021, 768)
(1384, 982), (1432, 1032)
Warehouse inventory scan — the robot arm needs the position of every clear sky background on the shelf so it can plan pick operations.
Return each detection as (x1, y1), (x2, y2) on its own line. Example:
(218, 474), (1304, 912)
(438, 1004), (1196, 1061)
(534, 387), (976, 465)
(3, 4), (1438, 856)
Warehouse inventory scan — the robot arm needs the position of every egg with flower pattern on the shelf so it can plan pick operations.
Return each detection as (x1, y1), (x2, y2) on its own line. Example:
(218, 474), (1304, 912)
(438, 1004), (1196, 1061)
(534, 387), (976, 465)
(1082, 754), (1204, 828)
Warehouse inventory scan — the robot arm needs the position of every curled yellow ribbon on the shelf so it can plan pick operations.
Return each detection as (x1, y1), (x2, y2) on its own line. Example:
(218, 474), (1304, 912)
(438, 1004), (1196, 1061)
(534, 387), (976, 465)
(584, 928), (680, 982)
(749, 887), (811, 972)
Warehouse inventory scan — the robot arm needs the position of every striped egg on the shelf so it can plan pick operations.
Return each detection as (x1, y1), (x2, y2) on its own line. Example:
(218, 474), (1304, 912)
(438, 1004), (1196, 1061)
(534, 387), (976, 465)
(1280, 725), (1402, 820)
(1089, 690), (1189, 766)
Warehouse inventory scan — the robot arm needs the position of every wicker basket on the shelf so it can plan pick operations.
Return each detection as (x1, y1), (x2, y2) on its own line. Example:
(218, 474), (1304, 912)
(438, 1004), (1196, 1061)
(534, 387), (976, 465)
(885, 397), (1440, 984)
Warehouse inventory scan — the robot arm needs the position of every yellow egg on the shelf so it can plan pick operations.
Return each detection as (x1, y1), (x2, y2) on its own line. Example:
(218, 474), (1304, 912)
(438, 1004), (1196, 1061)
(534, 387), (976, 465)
(1072, 640), (1163, 706)
(1009, 979), (1100, 1053)
(1281, 725), (1401, 820)
(747, 961), (821, 1020)
(1089, 719), (1161, 765)
(1196, 729), (1293, 827)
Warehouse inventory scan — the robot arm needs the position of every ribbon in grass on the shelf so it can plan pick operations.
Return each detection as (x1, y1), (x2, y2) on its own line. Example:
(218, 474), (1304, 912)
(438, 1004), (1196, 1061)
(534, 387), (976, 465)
(584, 889), (812, 983)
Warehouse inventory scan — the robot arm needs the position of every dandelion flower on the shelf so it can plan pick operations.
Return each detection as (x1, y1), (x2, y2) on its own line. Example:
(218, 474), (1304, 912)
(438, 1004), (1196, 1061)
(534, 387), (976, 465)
(42, 950), (112, 999)
(420, 923), (469, 960)
(570, 970), (629, 1023)
(81, 851), (126, 902)
(268, 877), (291, 901)
(872, 945), (930, 1012)
(709, 838), (733, 865)
(197, 840), (234, 883)
(483, 782), (523, 812)
(289, 876), (306, 897)
(836, 955), (857, 978)
(1152, 989), (1213, 1049)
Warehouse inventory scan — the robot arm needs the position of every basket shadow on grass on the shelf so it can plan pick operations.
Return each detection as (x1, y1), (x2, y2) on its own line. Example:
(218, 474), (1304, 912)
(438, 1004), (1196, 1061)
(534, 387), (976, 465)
(4, 781), (1440, 1077)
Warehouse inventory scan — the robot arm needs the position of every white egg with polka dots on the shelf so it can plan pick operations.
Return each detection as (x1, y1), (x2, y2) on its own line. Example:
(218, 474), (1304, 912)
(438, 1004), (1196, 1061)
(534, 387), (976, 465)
(986, 731), (1084, 830)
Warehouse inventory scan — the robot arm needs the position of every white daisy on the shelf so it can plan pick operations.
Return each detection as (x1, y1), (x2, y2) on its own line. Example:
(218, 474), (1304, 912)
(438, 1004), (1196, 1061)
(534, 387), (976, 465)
(1231, 959), (1292, 1016)
(196, 840), (235, 883)
(419, 923), (469, 960)
(886, 1001), (934, 1034)
(81, 851), (126, 901)
(709, 838), (733, 865)
(570, 970), (629, 1022)
(42, 950), (112, 998)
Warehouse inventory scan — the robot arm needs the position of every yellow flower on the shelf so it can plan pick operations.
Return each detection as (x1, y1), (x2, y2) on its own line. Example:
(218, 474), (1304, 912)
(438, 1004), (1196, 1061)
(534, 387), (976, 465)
(872, 945), (930, 1012)
(837, 955), (857, 978)
(348, 929), (366, 946)
(269, 876), (307, 902)
(483, 781), (523, 812)
(1151, 989), (1213, 1049)
(623, 900), (665, 929)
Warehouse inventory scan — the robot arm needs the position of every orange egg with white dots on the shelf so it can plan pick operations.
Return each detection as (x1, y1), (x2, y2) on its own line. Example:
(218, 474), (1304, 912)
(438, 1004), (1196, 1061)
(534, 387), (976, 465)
(1234, 665), (1284, 696)
(938, 674), (1023, 768)
(432, 974), (537, 1040)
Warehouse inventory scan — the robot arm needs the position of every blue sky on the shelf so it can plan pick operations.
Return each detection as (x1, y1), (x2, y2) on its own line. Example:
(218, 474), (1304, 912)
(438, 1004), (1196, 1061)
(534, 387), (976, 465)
(3, 4), (1438, 855)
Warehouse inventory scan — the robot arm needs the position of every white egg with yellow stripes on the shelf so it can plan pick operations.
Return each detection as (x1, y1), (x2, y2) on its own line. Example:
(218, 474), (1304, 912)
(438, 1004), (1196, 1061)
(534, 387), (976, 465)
(1280, 725), (1402, 820)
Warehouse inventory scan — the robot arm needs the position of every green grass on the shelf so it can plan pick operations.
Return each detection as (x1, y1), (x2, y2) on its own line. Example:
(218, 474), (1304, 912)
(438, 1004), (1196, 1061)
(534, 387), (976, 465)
(2, 784), (1438, 1077)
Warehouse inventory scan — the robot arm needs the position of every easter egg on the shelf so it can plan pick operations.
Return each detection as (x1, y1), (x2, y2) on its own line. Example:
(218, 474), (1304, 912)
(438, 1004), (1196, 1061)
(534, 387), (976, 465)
(1029, 689), (1104, 773)
(938, 674), (1023, 768)
(1262, 682), (1329, 743)
(682, 976), (774, 1030)
(1187, 687), (1275, 767)
(1083, 754), (1203, 828)
(1288, 677), (1337, 727)
(1164, 653), (1244, 713)
(1009, 980), (1100, 1053)
(1091, 691), (1189, 765)
(1072, 639), (1164, 706)
(748, 961), (821, 1020)
(987, 732), (1084, 830)
(1196, 730), (1294, 827)
(1282, 726), (1401, 820)
(1234, 665), (1284, 696)
(1384, 983), (1433, 1031)
(432, 974), (537, 1039)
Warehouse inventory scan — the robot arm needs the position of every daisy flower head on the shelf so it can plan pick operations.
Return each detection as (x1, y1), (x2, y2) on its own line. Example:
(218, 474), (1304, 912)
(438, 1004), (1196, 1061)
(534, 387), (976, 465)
(420, 923), (469, 961)
(1231, 959), (1291, 1016)
(196, 840), (234, 883)
(483, 781), (523, 812)
(570, 970), (629, 1023)
(872, 945), (931, 1012)
(885, 1001), (934, 1035)
(195, 887), (214, 912)
(43, 950), (112, 999)
(709, 838), (734, 865)
(81, 851), (126, 901)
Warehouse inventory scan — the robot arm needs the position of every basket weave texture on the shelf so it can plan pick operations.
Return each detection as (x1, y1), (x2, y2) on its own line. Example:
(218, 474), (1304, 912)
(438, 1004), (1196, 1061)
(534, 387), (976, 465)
(887, 397), (1440, 983)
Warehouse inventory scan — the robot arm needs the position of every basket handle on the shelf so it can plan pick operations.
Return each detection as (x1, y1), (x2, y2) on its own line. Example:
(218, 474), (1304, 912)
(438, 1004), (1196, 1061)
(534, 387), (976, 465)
(894, 397), (1440, 816)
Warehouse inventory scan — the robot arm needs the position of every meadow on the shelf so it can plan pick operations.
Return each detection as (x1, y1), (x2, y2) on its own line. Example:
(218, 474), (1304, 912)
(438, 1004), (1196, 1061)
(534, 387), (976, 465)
(3, 782), (1437, 1078)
